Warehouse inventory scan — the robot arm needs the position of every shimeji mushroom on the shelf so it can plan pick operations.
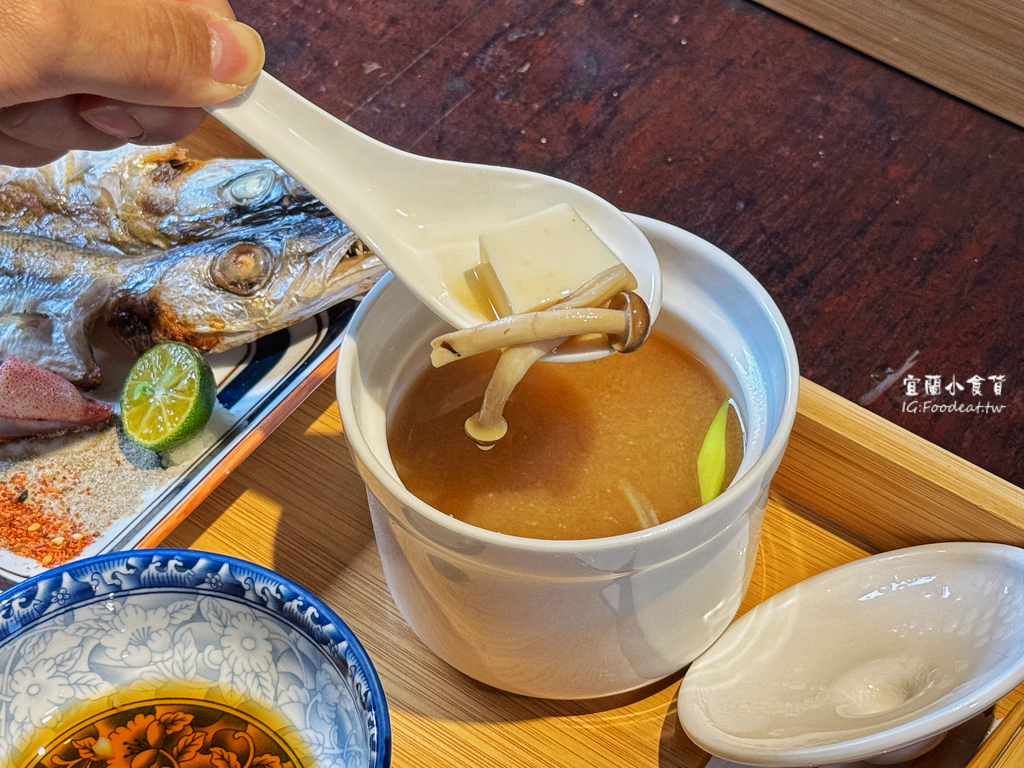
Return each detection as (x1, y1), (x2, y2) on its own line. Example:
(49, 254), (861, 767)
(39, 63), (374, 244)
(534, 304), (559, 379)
(464, 339), (556, 448)
(442, 265), (652, 449)
(431, 291), (651, 366)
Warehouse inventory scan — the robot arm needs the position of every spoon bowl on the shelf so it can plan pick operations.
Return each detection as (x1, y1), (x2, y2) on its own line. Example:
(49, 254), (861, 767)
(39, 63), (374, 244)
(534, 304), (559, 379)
(209, 72), (661, 362)
(678, 542), (1024, 766)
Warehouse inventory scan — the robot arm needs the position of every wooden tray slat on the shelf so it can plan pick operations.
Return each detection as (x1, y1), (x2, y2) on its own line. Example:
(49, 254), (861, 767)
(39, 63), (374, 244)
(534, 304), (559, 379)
(776, 379), (1024, 554)
(161, 376), (1024, 767)
(754, 0), (1024, 129)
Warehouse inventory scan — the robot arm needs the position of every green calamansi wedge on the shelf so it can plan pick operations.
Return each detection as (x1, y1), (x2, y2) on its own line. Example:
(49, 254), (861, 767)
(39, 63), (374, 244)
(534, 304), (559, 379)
(697, 400), (731, 505)
(120, 342), (217, 451)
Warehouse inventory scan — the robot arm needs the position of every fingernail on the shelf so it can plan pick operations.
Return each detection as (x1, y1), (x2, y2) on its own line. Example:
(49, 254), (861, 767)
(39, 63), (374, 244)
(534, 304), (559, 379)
(209, 19), (265, 86)
(79, 104), (145, 141)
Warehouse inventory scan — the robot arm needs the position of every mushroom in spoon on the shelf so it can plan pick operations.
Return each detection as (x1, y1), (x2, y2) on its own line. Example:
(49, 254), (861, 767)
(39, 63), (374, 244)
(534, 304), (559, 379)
(441, 265), (649, 449)
(430, 290), (651, 366)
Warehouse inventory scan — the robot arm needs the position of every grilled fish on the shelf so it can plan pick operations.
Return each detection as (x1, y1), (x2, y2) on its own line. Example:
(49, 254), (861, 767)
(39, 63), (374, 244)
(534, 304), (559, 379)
(0, 146), (385, 388)
(0, 225), (381, 388)
(0, 145), (332, 253)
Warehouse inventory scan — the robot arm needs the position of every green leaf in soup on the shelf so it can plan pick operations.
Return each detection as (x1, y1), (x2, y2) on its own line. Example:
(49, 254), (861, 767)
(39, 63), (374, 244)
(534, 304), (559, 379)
(697, 400), (731, 505)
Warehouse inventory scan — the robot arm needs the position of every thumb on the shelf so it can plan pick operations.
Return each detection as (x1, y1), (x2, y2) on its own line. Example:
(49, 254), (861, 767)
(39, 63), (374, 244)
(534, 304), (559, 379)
(0, 0), (265, 108)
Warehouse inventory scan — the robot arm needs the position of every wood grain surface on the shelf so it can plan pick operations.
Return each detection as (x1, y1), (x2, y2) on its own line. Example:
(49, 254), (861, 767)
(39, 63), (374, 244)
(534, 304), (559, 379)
(161, 377), (857, 768)
(778, 379), (1024, 554)
(216, 0), (1024, 492)
(159, 376), (1024, 767)
(966, 699), (1024, 768)
(753, 0), (1024, 128)
(158, 3), (1024, 764)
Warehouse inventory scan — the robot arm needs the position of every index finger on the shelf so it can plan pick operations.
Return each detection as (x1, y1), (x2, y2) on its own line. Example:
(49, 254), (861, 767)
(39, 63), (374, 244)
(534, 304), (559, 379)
(0, 0), (264, 109)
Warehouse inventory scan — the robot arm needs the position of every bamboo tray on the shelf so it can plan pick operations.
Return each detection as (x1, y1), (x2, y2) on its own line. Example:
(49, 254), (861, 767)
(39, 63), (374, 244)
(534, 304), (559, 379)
(754, 0), (1024, 130)
(157, 373), (1024, 768)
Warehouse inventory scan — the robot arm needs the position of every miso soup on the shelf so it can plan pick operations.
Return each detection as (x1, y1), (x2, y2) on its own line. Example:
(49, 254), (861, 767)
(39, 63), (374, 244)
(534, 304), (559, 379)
(387, 329), (744, 539)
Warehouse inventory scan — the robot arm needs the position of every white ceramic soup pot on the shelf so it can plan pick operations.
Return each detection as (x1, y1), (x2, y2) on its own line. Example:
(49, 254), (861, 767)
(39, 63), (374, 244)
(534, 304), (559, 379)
(336, 215), (799, 699)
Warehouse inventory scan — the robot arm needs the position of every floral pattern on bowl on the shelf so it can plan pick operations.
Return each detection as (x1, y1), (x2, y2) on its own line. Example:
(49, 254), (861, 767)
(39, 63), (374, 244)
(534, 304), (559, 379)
(0, 549), (390, 768)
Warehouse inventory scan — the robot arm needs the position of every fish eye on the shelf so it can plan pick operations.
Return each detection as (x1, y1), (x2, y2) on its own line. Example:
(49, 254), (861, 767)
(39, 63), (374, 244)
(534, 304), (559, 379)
(224, 169), (276, 204)
(210, 243), (274, 296)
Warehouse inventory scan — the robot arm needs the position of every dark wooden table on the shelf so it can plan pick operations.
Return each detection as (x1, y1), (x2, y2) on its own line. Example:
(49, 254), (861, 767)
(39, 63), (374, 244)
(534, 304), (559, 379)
(226, 0), (1024, 488)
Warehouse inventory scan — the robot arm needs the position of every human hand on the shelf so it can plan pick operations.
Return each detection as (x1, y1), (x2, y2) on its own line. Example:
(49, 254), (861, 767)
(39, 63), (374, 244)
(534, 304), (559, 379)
(0, 0), (265, 166)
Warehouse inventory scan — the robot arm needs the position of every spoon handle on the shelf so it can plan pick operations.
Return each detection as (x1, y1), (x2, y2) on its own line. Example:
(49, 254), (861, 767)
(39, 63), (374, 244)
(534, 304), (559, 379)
(207, 72), (662, 338)
(207, 72), (410, 261)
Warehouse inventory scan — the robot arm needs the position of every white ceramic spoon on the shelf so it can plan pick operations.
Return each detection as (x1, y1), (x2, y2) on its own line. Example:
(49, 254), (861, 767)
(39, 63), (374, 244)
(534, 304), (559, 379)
(208, 72), (661, 362)
(678, 542), (1024, 767)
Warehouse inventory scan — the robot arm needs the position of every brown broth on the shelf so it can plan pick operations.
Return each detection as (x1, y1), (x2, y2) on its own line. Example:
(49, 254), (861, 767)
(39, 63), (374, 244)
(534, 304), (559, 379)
(388, 330), (744, 539)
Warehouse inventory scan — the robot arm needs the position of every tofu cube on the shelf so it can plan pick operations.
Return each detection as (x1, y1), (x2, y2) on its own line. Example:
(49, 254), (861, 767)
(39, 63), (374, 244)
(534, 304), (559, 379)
(476, 203), (622, 316)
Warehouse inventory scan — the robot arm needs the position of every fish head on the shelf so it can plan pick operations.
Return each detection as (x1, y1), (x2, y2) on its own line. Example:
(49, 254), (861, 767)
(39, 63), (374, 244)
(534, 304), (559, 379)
(101, 147), (336, 248)
(106, 219), (385, 354)
(169, 158), (324, 225)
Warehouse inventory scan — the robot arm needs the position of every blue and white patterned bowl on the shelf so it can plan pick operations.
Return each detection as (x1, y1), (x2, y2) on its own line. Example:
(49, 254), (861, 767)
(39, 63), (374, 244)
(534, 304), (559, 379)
(0, 549), (390, 768)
